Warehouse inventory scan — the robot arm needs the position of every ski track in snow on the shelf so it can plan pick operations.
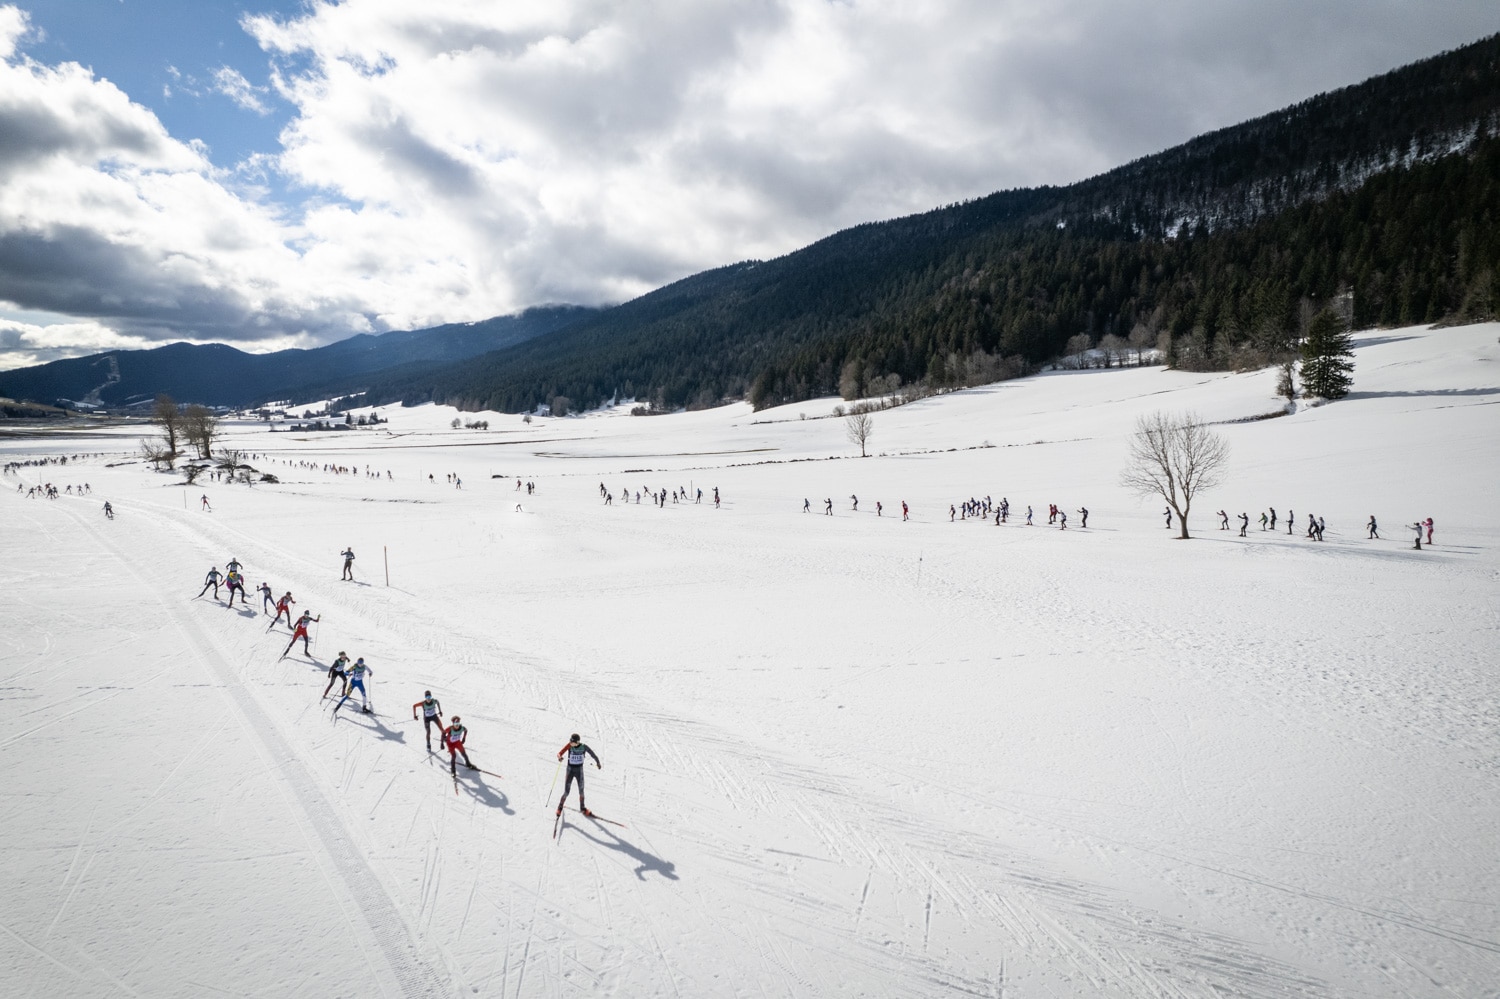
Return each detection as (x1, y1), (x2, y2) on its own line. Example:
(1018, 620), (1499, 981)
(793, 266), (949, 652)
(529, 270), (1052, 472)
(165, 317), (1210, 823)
(3, 322), (1499, 997)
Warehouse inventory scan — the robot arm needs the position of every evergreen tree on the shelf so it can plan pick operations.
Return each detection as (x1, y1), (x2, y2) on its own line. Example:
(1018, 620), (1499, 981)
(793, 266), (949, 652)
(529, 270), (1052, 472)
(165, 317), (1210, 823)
(1299, 309), (1355, 399)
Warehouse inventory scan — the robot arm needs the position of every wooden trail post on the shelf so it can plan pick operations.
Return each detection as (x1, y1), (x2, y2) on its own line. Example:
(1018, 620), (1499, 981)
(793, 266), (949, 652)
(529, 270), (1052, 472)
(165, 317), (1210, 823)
(384, 545), (389, 587)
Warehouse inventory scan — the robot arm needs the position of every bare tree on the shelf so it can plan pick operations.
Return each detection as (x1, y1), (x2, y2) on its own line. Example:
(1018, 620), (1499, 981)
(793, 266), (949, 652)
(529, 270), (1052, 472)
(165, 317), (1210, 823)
(139, 437), (175, 470)
(1099, 333), (1127, 368)
(181, 405), (220, 460)
(1120, 410), (1229, 539)
(845, 411), (874, 457)
(152, 394), (181, 456)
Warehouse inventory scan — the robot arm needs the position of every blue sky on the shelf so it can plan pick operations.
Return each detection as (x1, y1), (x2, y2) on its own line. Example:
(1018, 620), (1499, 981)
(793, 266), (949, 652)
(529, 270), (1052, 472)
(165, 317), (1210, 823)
(21, 0), (299, 167)
(1, 0), (1498, 370)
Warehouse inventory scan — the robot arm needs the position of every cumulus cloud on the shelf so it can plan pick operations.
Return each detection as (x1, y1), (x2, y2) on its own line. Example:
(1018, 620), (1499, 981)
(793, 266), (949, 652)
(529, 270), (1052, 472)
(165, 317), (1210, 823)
(1, 0), (1498, 363)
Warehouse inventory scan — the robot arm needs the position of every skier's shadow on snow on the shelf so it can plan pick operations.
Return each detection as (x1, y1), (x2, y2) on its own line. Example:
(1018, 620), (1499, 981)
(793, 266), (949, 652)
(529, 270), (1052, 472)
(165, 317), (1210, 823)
(567, 821), (679, 882)
(459, 774), (514, 814)
(423, 757), (515, 814)
(232, 605), (258, 619)
(341, 711), (407, 746)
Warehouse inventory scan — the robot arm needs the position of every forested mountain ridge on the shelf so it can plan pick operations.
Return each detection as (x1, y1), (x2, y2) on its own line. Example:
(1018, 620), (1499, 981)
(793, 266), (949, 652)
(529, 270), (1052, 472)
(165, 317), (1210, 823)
(0, 306), (595, 409)
(351, 32), (1500, 414)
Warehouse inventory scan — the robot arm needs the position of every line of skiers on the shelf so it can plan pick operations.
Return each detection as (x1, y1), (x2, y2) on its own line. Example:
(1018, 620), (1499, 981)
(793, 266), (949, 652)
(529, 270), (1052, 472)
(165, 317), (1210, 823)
(196, 554), (608, 815)
(1211, 508), (1435, 546)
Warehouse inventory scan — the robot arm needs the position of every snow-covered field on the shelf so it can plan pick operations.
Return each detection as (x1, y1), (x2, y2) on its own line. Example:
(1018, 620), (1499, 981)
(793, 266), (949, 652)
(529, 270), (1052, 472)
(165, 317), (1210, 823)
(3, 323), (1498, 998)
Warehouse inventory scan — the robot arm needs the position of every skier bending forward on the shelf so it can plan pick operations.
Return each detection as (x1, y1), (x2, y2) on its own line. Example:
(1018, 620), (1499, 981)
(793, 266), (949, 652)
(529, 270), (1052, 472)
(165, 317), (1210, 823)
(556, 734), (601, 817)
(443, 716), (474, 774)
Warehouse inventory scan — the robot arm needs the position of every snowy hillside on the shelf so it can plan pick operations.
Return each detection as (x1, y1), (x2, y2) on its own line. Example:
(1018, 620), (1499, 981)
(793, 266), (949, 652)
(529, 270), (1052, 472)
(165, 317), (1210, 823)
(2, 323), (1498, 998)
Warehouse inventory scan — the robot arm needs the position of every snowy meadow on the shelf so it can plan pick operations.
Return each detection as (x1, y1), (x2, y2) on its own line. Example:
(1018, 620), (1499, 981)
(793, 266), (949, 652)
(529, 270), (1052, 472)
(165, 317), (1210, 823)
(2, 323), (1498, 998)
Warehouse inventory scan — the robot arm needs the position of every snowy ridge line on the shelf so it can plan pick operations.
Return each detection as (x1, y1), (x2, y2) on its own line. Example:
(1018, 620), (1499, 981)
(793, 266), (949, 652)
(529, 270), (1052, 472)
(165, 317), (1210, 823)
(59, 498), (452, 999)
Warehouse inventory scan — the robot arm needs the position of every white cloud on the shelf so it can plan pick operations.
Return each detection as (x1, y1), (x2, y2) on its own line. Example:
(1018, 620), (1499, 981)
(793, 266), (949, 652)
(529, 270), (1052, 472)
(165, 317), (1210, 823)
(213, 66), (272, 115)
(0, 0), (1497, 361)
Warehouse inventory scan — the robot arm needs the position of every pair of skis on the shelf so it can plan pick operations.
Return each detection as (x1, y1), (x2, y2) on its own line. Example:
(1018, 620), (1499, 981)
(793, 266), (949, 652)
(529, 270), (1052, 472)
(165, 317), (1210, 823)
(553, 807), (625, 839)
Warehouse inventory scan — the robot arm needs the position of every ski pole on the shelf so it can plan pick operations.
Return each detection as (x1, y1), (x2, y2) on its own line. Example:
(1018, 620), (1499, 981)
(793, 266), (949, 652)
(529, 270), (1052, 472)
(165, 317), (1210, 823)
(546, 756), (562, 807)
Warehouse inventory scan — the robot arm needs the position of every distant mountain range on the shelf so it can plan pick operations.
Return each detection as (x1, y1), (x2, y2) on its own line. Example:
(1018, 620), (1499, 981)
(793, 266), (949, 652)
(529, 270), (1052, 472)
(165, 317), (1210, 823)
(0, 306), (595, 409)
(4, 33), (1499, 414)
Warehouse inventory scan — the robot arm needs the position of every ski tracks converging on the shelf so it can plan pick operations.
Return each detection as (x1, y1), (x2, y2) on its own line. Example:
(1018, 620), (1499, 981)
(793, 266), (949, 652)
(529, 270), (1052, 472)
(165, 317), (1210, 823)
(53, 495), (448, 999)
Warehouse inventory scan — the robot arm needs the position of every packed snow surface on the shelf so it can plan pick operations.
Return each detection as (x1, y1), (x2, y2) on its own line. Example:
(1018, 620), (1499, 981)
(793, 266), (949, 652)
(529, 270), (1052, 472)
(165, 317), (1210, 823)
(2, 323), (1498, 998)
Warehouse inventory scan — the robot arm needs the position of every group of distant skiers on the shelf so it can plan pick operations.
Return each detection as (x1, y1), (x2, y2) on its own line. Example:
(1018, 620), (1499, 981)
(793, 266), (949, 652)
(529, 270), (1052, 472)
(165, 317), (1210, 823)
(1212, 507), (1435, 547)
(600, 481), (714, 508)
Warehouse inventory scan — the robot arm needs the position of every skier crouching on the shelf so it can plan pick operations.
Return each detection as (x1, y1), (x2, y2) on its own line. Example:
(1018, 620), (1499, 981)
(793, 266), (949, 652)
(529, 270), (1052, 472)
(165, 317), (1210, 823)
(556, 734), (601, 817)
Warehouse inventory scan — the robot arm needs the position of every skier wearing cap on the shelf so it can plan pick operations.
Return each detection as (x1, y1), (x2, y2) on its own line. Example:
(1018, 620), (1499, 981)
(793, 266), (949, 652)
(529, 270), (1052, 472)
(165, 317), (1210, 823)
(282, 610), (321, 657)
(413, 692), (444, 751)
(258, 582), (275, 613)
(334, 658), (372, 714)
(556, 734), (601, 817)
(272, 591), (295, 627)
(226, 557), (243, 575)
(322, 652), (350, 699)
(196, 567), (223, 600)
(443, 716), (474, 773)
(340, 547), (356, 581)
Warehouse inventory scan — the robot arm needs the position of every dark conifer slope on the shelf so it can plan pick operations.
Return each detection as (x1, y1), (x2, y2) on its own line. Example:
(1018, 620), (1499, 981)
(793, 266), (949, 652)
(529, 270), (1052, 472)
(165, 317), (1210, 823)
(360, 32), (1500, 413)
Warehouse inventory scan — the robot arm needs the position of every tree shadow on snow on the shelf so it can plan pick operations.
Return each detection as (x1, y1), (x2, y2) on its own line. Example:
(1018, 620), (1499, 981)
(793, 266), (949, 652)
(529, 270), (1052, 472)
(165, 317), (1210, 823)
(563, 818), (679, 881)
(1344, 386), (1500, 400)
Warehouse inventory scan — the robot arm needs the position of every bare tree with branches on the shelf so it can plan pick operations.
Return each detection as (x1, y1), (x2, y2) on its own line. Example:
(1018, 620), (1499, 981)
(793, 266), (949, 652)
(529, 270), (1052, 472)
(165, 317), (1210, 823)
(152, 394), (181, 457)
(1120, 410), (1229, 539)
(845, 411), (874, 457)
(182, 405), (220, 460)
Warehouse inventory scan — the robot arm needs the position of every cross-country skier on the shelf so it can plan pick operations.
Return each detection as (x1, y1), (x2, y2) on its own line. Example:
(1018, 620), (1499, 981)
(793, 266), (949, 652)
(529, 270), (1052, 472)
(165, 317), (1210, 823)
(1218, 510), (1229, 530)
(901, 501), (908, 521)
(226, 558), (243, 574)
(1410, 521), (1424, 550)
(103, 501), (113, 519)
(1269, 507), (1277, 530)
(413, 691), (444, 751)
(443, 716), (474, 774)
(1287, 509), (1294, 535)
(1239, 512), (1249, 537)
(334, 658), (372, 714)
(322, 652), (350, 699)
(1078, 507), (1088, 528)
(851, 495), (858, 512)
(1424, 517), (1434, 545)
(201, 494), (212, 512)
(258, 582), (274, 613)
(1367, 515), (1379, 539)
(340, 547), (356, 580)
(803, 498), (810, 513)
(225, 570), (248, 606)
(556, 734), (601, 817)
(1164, 507), (1172, 528)
(824, 498), (833, 515)
(272, 591), (296, 627)
(282, 610), (321, 657)
(197, 567), (223, 599)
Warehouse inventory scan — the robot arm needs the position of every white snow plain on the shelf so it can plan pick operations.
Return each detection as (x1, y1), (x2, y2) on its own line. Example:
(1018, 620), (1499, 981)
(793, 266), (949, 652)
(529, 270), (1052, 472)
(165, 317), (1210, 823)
(2, 322), (1498, 998)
